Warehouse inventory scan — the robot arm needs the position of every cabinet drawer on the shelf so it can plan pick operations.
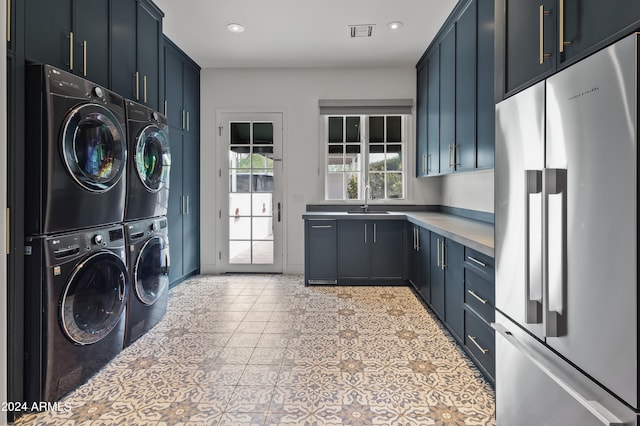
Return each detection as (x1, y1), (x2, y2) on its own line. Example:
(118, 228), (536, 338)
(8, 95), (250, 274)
(464, 247), (494, 278)
(465, 309), (495, 379)
(464, 268), (495, 323)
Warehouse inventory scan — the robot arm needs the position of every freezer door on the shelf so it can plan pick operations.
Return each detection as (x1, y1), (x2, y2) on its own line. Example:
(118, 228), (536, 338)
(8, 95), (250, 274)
(494, 313), (634, 426)
(495, 81), (545, 340)
(545, 33), (637, 407)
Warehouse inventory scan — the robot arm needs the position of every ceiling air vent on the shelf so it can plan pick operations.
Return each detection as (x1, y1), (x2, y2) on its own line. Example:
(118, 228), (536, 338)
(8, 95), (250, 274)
(349, 24), (375, 38)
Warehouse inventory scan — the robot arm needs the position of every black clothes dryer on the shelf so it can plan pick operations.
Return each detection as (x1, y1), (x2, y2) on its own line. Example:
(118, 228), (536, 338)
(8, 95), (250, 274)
(24, 224), (128, 404)
(124, 216), (170, 347)
(124, 100), (170, 221)
(25, 64), (127, 236)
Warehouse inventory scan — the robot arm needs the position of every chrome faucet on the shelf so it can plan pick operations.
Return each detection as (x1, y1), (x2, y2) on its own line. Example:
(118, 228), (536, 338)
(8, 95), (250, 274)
(363, 184), (371, 211)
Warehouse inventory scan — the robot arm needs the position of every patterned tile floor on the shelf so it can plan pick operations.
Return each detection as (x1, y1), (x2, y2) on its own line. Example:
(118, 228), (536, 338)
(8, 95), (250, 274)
(15, 274), (495, 425)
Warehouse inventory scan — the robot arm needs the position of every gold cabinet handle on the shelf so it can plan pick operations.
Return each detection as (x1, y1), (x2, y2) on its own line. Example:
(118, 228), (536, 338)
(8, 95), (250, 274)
(559, 0), (571, 53)
(6, 0), (10, 42)
(68, 32), (74, 71)
(135, 71), (139, 100)
(441, 239), (446, 270)
(539, 5), (551, 64)
(467, 289), (489, 305)
(143, 75), (147, 103)
(468, 335), (489, 354)
(83, 40), (87, 76)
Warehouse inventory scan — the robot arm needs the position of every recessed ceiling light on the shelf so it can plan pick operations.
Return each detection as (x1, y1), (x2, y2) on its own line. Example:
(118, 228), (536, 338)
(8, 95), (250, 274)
(227, 23), (245, 33)
(387, 21), (404, 31)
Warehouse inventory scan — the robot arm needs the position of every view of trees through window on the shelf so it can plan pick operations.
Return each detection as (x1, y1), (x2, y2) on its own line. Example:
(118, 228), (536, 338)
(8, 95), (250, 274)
(327, 115), (405, 201)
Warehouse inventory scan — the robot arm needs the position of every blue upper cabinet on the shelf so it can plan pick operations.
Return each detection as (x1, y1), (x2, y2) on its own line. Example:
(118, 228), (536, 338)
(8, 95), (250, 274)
(497, 0), (640, 99)
(25, 0), (110, 87)
(415, 0), (494, 177)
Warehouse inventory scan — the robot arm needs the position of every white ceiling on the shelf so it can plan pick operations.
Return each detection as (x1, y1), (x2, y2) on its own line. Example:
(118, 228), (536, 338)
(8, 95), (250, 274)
(154, 0), (458, 69)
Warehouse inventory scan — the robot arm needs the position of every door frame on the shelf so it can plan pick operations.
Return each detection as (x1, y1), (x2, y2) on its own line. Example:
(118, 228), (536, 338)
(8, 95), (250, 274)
(216, 110), (286, 273)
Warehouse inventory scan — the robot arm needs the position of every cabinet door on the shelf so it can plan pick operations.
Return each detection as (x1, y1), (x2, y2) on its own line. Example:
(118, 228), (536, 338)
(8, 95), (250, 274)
(439, 26), (456, 174)
(182, 132), (200, 277)
(369, 221), (403, 279)
(167, 133), (184, 284)
(136, 1), (161, 109)
(337, 221), (369, 279)
(164, 44), (184, 130)
(426, 46), (440, 176)
(25, 0), (72, 70)
(560, 0), (640, 66)
(110, 0), (136, 98)
(504, 0), (555, 94)
(417, 227), (430, 302)
(430, 233), (445, 320)
(455, 0), (476, 172)
(183, 61), (200, 135)
(476, 0), (495, 169)
(74, 0), (109, 87)
(305, 220), (337, 282)
(444, 239), (465, 341)
(416, 61), (428, 177)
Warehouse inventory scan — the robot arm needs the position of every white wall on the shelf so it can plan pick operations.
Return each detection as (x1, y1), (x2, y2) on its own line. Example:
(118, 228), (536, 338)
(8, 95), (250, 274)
(1, 1), (8, 423)
(200, 66), (442, 274)
(441, 168), (494, 213)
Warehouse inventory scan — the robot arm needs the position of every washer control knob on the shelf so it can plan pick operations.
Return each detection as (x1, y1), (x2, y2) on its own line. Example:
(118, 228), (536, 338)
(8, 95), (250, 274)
(152, 111), (159, 121)
(151, 222), (159, 232)
(93, 234), (103, 245)
(93, 87), (104, 99)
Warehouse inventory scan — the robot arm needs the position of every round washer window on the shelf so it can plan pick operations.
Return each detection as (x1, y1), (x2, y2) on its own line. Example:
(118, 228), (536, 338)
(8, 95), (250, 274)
(62, 103), (127, 192)
(60, 251), (128, 345)
(135, 125), (170, 192)
(134, 236), (169, 305)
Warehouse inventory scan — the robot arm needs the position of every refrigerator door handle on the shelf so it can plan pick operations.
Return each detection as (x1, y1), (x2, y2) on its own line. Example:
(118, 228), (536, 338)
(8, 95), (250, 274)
(493, 323), (624, 426)
(525, 170), (543, 323)
(543, 168), (567, 337)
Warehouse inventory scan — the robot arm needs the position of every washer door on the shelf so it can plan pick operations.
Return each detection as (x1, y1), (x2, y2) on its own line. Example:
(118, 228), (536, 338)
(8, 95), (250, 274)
(62, 103), (127, 192)
(134, 236), (169, 305)
(135, 125), (170, 192)
(60, 251), (128, 345)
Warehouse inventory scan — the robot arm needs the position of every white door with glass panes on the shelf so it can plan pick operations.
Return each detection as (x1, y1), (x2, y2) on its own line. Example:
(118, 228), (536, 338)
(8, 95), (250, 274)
(219, 113), (283, 272)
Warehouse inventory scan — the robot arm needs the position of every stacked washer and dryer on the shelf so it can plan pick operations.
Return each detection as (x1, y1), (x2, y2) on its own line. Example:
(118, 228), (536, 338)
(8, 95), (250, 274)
(23, 64), (171, 404)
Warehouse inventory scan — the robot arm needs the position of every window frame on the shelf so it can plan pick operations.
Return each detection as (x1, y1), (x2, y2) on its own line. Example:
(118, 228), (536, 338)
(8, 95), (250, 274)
(324, 114), (408, 202)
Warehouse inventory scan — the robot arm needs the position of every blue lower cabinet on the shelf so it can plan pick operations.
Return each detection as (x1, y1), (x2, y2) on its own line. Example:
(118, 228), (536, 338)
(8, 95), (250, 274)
(336, 220), (404, 284)
(304, 220), (338, 285)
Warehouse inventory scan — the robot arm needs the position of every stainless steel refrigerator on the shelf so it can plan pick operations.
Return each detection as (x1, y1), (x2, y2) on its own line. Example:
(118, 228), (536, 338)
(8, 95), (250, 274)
(494, 33), (639, 425)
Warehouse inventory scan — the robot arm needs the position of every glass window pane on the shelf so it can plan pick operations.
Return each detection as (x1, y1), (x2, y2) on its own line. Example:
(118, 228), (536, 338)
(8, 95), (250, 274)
(387, 116), (402, 142)
(327, 173), (344, 199)
(387, 144), (402, 153)
(328, 144), (343, 154)
(253, 146), (274, 156)
(252, 241), (273, 264)
(387, 173), (403, 198)
(230, 122), (250, 145)
(346, 173), (359, 200)
(229, 169), (252, 192)
(229, 193), (251, 216)
(229, 241), (251, 264)
(346, 117), (361, 142)
(369, 144), (384, 154)
(251, 152), (274, 169)
(252, 217), (273, 240)
(253, 122), (273, 145)
(386, 152), (402, 171)
(229, 152), (251, 168)
(369, 153), (385, 172)
(328, 117), (343, 143)
(251, 170), (274, 192)
(252, 193), (272, 216)
(328, 155), (346, 172)
(370, 172), (385, 199)
(369, 116), (384, 143)
(229, 217), (251, 239)
(345, 144), (361, 154)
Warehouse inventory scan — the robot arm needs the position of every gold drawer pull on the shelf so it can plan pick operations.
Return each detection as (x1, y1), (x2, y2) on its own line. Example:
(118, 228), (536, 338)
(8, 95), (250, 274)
(468, 335), (489, 354)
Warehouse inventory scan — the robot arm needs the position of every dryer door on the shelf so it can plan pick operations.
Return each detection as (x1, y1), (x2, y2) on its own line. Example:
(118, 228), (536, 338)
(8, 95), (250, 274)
(60, 251), (128, 345)
(134, 236), (170, 305)
(62, 103), (127, 192)
(135, 125), (170, 192)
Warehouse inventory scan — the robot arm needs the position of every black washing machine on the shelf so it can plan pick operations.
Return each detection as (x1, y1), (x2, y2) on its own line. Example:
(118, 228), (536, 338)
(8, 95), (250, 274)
(124, 216), (170, 347)
(24, 224), (128, 404)
(25, 64), (128, 235)
(124, 100), (170, 221)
